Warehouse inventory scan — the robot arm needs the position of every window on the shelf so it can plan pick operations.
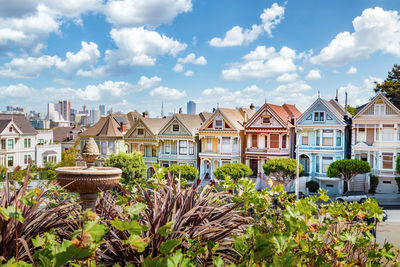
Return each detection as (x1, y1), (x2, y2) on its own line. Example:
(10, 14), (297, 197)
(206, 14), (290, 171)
(215, 120), (223, 129)
(323, 130), (333, 146)
(137, 128), (144, 135)
(282, 134), (287, 148)
(233, 138), (238, 152)
(322, 157), (333, 173)
(1, 140), (5, 150)
(165, 141), (171, 154)
(7, 156), (13, 167)
(270, 134), (279, 148)
(108, 142), (115, 154)
(24, 155), (31, 164)
(172, 124), (180, 132)
(264, 135), (268, 148)
(374, 104), (385, 115)
(101, 142), (107, 155)
(262, 117), (270, 124)
(314, 112), (324, 121)
(9, 127), (12, 132)
(315, 156), (320, 173)
(24, 138), (31, 148)
(382, 125), (394, 141)
(206, 138), (212, 151)
(382, 153), (393, 169)
(336, 130), (342, 146)
(302, 132), (309, 145)
(358, 128), (366, 142)
(140, 145), (145, 155)
(179, 140), (187, 154)
(7, 139), (13, 150)
(189, 142), (194, 155)
(222, 137), (231, 153)
(152, 145), (157, 157)
(251, 135), (258, 147)
(316, 131), (320, 146)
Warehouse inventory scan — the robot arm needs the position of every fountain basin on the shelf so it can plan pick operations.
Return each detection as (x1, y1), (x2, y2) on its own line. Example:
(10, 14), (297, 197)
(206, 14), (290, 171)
(55, 167), (122, 194)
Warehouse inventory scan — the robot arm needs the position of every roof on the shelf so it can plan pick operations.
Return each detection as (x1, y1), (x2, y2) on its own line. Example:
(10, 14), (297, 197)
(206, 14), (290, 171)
(81, 114), (126, 137)
(353, 93), (400, 119)
(218, 108), (255, 130)
(53, 126), (85, 142)
(141, 117), (168, 134)
(199, 112), (212, 122)
(0, 114), (37, 135)
(174, 114), (204, 133)
(0, 119), (11, 133)
(126, 112), (142, 127)
(268, 103), (301, 127)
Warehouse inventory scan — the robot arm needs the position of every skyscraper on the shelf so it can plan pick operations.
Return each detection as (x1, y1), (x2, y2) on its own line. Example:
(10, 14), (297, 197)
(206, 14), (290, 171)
(90, 109), (101, 125)
(187, 101), (196, 114)
(59, 100), (71, 121)
(99, 104), (107, 116)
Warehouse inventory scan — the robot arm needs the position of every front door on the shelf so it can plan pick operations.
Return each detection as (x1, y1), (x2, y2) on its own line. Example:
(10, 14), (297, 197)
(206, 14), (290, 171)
(250, 159), (258, 177)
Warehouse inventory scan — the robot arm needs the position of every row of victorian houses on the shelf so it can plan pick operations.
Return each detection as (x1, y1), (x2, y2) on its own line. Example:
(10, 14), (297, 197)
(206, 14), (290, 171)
(79, 92), (400, 195)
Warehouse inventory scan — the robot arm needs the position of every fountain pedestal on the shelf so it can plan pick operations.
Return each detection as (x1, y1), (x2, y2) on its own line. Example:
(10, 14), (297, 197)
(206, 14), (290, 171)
(55, 138), (122, 212)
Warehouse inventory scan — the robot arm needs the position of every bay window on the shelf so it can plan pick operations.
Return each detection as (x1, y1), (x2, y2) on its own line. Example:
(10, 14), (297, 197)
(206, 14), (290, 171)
(382, 153), (393, 169)
(322, 157), (333, 173)
(222, 137), (231, 153)
(165, 141), (171, 154)
(382, 125), (394, 141)
(179, 140), (187, 154)
(358, 128), (366, 142)
(322, 130), (333, 146)
(302, 132), (308, 145)
(270, 134), (279, 148)
(206, 138), (212, 151)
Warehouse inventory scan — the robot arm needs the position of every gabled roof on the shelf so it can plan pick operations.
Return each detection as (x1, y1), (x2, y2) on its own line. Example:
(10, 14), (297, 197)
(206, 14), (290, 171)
(81, 114), (125, 137)
(0, 114), (37, 135)
(126, 112), (142, 127)
(200, 107), (256, 131)
(0, 120), (11, 133)
(126, 117), (169, 138)
(297, 97), (347, 125)
(53, 126), (85, 142)
(159, 113), (204, 136)
(353, 93), (400, 119)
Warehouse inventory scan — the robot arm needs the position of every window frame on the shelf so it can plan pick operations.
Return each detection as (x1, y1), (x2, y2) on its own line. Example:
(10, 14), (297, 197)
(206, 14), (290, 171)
(179, 140), (187, 155)
(172, 124), (180, 132)
(137, 128), (144, 136)
(314, 111), (324, 122)
(215, 119), (223, 129)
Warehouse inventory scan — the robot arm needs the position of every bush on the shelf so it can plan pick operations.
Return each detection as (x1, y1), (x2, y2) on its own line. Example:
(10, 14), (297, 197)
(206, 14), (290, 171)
(395, 177), (400, 193)
(369, 175), (379, 194)
(104, 152), (146, 184)
(263, 158), (303, 186)
(162, 164), (198, 181)
(213, 163), (252, 181)
(306, 180), (319, 193)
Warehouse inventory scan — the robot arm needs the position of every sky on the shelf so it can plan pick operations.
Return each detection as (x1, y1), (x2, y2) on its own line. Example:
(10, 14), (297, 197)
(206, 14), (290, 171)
(0, 0), (399, 116)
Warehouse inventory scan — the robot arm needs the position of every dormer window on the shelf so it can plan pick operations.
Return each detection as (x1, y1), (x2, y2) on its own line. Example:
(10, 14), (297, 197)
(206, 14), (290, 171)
(262, 117), (271, 124)
(374, 103), (386, 115)
(172, 124), (180, 132)
(314, 112), (324, 122)
(215, 120), (223, 129)
(9, 127), (12, 132)
(137, 128), (144, 135)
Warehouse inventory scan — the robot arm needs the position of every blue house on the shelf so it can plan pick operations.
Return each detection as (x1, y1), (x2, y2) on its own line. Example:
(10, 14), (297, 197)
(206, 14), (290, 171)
(295, 97), (352, 195)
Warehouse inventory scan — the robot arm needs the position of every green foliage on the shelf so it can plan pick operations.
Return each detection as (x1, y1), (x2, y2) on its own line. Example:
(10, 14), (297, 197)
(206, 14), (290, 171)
(262, 158), (303, 185)
(59, 148), (78, 167)
(39, 161), (57, 180)
(374, 64), (400, 108)
(104, 152), (146, 184)
(213, 163), (253, 181)
(346, 106), (358, 116)
(162, 164), (198, 181)
(306, 180), (319, 193)
(395, 177), (400, 193)
(369, 175), (379, 194)
(327, 159), (371, 184)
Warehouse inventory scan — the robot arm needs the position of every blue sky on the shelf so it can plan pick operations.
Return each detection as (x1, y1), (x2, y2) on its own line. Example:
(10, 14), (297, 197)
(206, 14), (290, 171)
(0, 0), (399, 116)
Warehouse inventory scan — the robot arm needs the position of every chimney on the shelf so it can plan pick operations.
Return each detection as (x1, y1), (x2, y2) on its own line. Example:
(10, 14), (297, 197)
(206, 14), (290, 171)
(142, 111), (149, 118)
(250, 103), (255, 110)
(290, 114), (296, 126)
(120, 122), (127, 133)
(179, 107), (182, 114)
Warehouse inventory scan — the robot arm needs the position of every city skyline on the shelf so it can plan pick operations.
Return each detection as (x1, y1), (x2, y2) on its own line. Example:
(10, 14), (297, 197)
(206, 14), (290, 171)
(0, 0), (399, 116)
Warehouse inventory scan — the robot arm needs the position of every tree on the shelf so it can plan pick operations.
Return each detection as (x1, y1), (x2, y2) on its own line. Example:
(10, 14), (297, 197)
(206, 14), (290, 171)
(327, 159), (371, 191)
(306, 180), (319, 193)
(104, 152), (146, 184)
(58, 138), (80, 167)
(163, 164), (198, 181)
(262, 158), (303, 189)
(374, 64), (400, 107)
(346, 106), (358, 116)
(214, 163), (253, 181)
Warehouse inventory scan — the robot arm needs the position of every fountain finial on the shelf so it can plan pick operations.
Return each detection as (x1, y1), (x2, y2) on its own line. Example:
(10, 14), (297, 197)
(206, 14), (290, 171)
(82, 137), (100, 168)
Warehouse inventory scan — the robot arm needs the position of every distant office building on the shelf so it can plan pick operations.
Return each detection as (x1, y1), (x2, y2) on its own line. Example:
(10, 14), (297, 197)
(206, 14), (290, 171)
(187, 101), (196, 114)
(90, 109), (100, 125)
(5, 106), (26, 115)
(47, 103), (69, 127)
(108, 108), (114, 115)
(70, 109), (77, 122)
(99, 105), (107, 116)
(58, 100), (71, 121)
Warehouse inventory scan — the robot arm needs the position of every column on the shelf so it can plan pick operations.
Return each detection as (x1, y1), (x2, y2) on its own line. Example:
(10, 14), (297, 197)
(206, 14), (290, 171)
(278, 133), (282, 149)
(186, 140), (189, 155)
(333, 130), (337, 147)
(319, 129), (323, 146)
(219, 136), (222, 152)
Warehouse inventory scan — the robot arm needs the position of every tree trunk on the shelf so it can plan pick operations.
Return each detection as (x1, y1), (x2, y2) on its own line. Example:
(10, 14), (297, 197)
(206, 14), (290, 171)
(347, 179), (351, 192)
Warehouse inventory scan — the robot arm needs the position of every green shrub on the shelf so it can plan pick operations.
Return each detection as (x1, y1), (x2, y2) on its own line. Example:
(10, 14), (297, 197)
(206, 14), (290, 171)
(369, 175), (379, 194)
(306, 180), (319, 193)
(213, 163), (252, 181)
(262, 158), (303, 186)
(162, 164), (198, 181)
(104, 152), (146, 184)
(395, 177), (400, 193)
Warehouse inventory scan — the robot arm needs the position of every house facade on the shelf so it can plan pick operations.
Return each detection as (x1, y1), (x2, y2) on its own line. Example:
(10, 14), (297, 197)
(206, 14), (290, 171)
(244, 103), (301, 180)
(352, 93), (400, 194)
(157, 114), (206, 169)
(124, 117), (167, 178)
(199, 107), (255, 179)
(296, 98), (351, 195)
(35, 130), (62, 167)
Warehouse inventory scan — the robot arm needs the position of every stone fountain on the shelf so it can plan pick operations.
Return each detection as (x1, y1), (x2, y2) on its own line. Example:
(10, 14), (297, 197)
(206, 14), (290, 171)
(55, 138), (122, 211)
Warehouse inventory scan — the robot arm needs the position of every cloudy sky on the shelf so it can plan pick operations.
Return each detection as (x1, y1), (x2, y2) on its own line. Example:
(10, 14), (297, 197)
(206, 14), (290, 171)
(0, 0), (399, 116)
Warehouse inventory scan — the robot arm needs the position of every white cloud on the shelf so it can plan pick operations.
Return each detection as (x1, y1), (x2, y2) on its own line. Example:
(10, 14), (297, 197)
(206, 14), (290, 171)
(267, 81), (315, 111)
(209, 2), (284, 47)
(0, 83), (35, 97)
(173, 63), (184, 72)
(305, 69), (322, 80)
(149, 86), (187, 100)
(136, 75), (162, 91)
(222, 46), (297, 80)
(104, 0), (192, 28)
(311, 7), (400, 66)
(184, 70), (194, 76)
(347, 66), (357, 74)
(276, 73), (299, 83)
(178, 53), (207, 65)
(338, 76), (383, 106)
(43, 0), (102, 18)
(105, 27), (187, 68)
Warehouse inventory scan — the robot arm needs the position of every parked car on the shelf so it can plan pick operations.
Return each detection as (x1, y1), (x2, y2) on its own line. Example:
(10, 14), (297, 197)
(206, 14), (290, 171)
(335, 191), (370, 203)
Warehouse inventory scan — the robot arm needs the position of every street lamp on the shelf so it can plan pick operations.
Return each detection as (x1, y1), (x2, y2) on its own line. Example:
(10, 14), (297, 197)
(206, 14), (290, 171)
(295, 131), (302, 199)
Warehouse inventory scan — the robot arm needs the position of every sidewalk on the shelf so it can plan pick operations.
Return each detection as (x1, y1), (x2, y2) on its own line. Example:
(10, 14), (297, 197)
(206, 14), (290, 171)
(374, 193), (400, 207)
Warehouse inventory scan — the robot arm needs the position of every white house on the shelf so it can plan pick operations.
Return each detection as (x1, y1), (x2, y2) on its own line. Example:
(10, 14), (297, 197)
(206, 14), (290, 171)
(35, 130), (62, 167)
